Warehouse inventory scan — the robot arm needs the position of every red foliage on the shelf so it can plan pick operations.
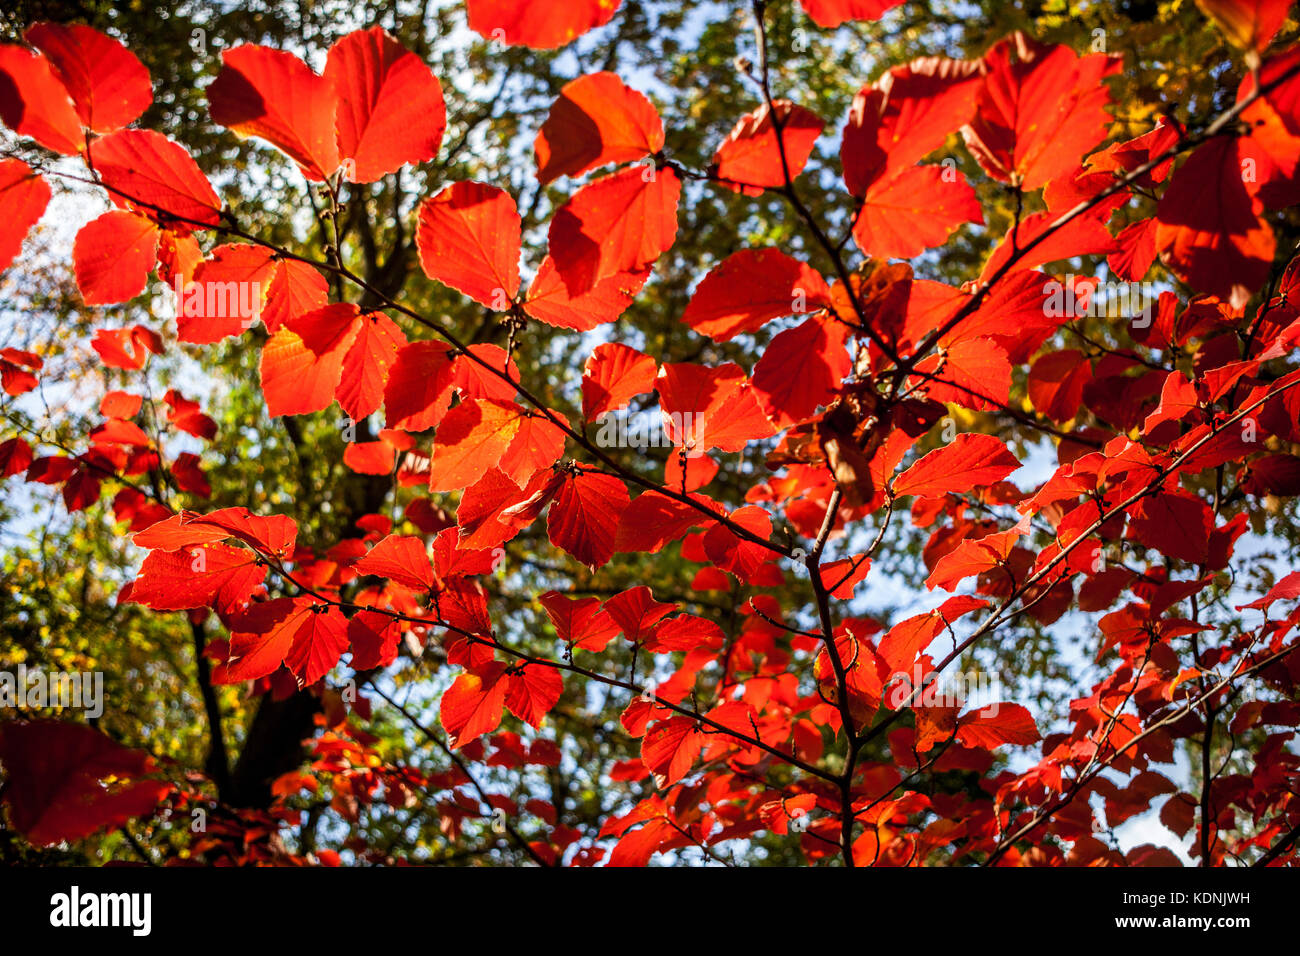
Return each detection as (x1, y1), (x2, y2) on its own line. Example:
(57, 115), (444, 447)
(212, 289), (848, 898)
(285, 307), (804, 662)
(2, 8), (1300, 870)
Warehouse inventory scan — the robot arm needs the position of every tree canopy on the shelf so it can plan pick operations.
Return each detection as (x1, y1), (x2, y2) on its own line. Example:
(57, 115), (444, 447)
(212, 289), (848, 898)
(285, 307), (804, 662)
(2, 0), (1300, 868)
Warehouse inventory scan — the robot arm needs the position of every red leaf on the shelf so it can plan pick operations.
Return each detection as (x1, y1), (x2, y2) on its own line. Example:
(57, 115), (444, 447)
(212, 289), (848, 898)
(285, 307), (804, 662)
(132, 507), (297, 557)
(819, 555), (872, 599)
(547, 470), (630, 570)
(535, 72), (663, 183)
(1108, 218), (1159, 281)
(384, 340), (457, 431)
(1155, 137), (1275, 309)
(348, 610), (403, 669)
(1196, 0), (1292, 51)
(91, 325), (163, 370)
(325, 27), (445, 183)
(642, 716), (703, 787)
(524, 256), (647, 330)
(0, 720), (168, 847)
(156, 231), (201, 286)
(1241, 454), (1300, 497)
(261, 258), (328, 333)
(0, 348), (40, 397)
(548, 165), (680, 295)
(926, 518), (1029, 591)
(417, 181), (521, 307)
(712, 100), (825, 194)
(208, 44), (340, 181)
(505, 665), (563, 727)
(607, 816), (672, 867)
(603, 587), (676, 644)
(1126, 491), (1213, 564)
(798, 0), (903, 27)
(1237, 570), (1300, 610)
(500, 410), (568, 487)
(88, 129), (223, 232)
(451, 343), (520, 403)
(615, 491), (715, 554)
(441, 665), (508, 748)
(354, 534), (434, 590)
(913, 337), (1011, 411)
(0, 437), (34, 477)
(456, 468), (529, 549)
(751, 315), (851, 428)
(892, 433), (1021, 498)
(128, 542), (266, 612)
(170, 452), (210, 498)
(539, 590), (621, 651)
(260, 324), (355, 418)
(680, 248), (831, 342)
(664, 452), (718, 493)
(852, 165), (983, 260)
(1028, 349), (1092, 423)
(644, 613), (728, 650)
(430, 398), (526, 492)
(0, 159), (50, 272)
(954, 703), (1040, 749)
(340, 311), (405, 419)
(214, 598), (349, 686)
(344, 439), (397, 475)
(961, 33), (1120, 190)
(702, 505), (772, 581)
(841, 57), (982, 195)
(178, 243), (276, 343)
(582, 343), (657, 421)
(656, 362), (775, 453)
(25, 22), (152, 133)
(0, 45), (82, 154)
(73, 210), (160, 306)
(466, 0), (621, 49)
(979, 209), (1118, 283)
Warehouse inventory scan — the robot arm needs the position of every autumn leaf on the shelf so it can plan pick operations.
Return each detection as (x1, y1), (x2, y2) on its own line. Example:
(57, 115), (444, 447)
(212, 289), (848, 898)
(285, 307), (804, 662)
(25, 22), (152, 133)
(0, 720), (168, 847)
(548, 165), (680, 295)
(0, 159), (50, 272)
(892, 433), (1021, 498)
(582, 343), (657, 421)
(72, 209), (159, 306)
(325, 27), (445, 183)
(712, 100), (825, 194)
(466, 0), (621, 49)
(680, 248), (831, 342)
(547, 470), (630, 570)
(535, 72), (663, 183)
(417, 181), (521, 307)
(208, 44), (340, 181)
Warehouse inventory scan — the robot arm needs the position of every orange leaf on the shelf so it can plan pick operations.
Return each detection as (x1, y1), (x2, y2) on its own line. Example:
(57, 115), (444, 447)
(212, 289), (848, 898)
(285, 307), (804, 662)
(582, 343), (657, 421)
(466, 0), (621, 49)
(73, 210), (159, 306)
(25, 22), (152, 133)
(535, 72), (663, 183)
(430, 398), (526, 492)
(548, 165), (680, 295)
(325, 27), (445, 183)
(417, 181), (521, 307)
(892, 433), (1020, 498)
(208, 44), (340, 181)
